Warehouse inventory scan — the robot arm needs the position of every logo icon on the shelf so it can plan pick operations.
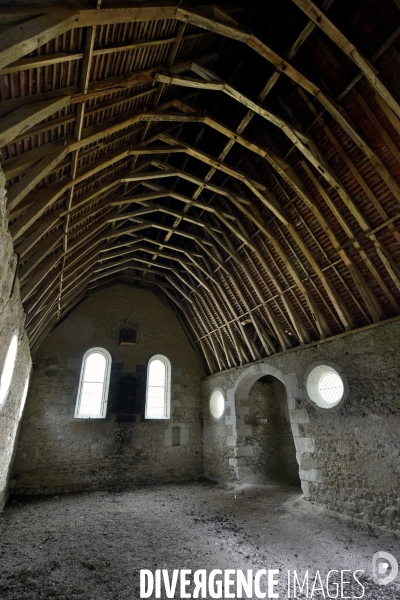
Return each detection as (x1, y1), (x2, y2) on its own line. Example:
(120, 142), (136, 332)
(372, 551), (398, 586)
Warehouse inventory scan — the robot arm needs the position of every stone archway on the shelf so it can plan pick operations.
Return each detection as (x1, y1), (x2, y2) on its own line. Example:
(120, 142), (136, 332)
(226, 362), (318, 498)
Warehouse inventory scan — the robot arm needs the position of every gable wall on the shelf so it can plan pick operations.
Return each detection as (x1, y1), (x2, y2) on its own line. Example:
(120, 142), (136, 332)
(12, 283), (204, 494)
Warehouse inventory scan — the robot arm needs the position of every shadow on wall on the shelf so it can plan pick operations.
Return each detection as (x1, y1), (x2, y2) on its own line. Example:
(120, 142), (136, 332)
(244, 375), (301, 486)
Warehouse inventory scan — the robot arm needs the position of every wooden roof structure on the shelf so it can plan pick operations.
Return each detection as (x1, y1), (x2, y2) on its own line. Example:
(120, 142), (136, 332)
(2, 0), (400, 372)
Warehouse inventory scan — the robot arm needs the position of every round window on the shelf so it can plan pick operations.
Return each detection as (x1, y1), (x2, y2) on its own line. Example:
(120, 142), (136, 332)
(0, 331), (19, 407)
(210, 389), (225, 419)
(305, 362), (348, 410)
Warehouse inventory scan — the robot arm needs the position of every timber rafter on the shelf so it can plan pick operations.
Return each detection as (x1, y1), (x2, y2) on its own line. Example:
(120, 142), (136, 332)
(1, 0), (400, 371)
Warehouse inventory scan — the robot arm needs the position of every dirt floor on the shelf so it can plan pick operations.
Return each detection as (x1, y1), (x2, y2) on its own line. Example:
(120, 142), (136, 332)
(0, 481), (399, 599)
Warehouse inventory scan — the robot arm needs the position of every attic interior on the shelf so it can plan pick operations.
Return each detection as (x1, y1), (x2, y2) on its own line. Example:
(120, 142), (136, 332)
(0, 0), (400, 597)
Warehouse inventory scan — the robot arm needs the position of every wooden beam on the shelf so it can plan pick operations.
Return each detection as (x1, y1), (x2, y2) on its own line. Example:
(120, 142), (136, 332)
(0, 48), (222, 117)
(150, 127), (325, 343)
(291, 0), (400, 120)
(0, 96), (70, 148)
(19, 232), (64, 283)
(20, 253), (62, 303)
(7, 146), (69, 213)
(2, 142), (62, 181)
(132, 131), (346, 332)
(109, 205), (223, 234)
(157, 70), (369, 230)
(0, 52), (84, 76)
(0, 12), (79, 70)
(10, 177), (69, 241)
(172, 6), (400, 204)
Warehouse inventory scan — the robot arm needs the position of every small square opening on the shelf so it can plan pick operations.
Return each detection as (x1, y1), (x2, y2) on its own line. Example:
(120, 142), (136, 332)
(119, 328), (137, 346)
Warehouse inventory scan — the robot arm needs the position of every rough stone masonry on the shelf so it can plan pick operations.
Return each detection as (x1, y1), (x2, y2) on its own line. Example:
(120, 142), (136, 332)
(202, 320), (400, 530)
(0, 167), (31, 510)
(11, 283), (204, 494)
(1, 164), (400, 533)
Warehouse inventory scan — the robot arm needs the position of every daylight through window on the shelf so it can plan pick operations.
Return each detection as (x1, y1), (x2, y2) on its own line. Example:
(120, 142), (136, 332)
(0, 330), (19, 407)
(145, 355), (171, 420)
(305, 363), (347, 410)
(75, 348), (111, 418)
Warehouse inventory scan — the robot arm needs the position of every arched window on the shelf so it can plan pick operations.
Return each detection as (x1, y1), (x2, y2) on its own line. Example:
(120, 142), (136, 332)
(0, 330), (19, 408)
(75, 348), (111, 419)
(145, 354), (171, 420)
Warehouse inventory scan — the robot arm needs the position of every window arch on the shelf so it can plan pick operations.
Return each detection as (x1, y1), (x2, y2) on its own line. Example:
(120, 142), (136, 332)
(75, 348), (111, 419)
(0, 330), (19, 408)
(145, 354), (171, 420)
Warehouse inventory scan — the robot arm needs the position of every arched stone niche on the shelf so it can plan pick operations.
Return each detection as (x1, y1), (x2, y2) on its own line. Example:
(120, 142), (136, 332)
(225, 362), (319, 498)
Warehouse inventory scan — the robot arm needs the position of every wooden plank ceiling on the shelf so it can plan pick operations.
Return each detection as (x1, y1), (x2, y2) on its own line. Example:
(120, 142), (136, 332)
(1, 0), (400, 372)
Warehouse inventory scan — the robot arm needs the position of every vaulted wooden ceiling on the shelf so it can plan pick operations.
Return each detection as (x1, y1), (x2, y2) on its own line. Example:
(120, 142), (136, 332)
(2, 0), (400, 372)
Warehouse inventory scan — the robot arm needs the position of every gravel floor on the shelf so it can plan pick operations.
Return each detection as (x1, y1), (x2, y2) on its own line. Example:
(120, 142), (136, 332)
(0, 480), (399, 599)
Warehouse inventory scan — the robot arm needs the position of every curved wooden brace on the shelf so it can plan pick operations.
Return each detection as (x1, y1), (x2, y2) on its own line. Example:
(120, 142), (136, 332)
(291, 0), (400, 120)
(123, 141), (348, 333)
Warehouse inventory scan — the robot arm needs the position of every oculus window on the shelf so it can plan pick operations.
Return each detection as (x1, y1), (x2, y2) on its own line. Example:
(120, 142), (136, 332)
(145, 355), (171, 420)
(0, 330), (19, 408)
(305, 361), (348, 410)
(75, 348), (111, 418)
(209, 389), (225, 419)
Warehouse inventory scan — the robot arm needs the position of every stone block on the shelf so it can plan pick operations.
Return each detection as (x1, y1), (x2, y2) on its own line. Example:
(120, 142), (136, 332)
(289, 409), (310, 424)
(239, 424), (252, 437)
(301, 480), (311, 499)
(294, 437), (316, 453)
(225, 397), (235, 409)
(235, 446), (253, 458)
(291, 423), (301, 437)
(299, 468), (323, 483)
(297, 452), (317, 470)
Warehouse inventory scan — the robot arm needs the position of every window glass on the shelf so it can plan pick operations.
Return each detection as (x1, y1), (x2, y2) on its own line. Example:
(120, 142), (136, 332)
(75, 348), (111, 418)
(210, 389), (225, 419)
(0, 331), (18, 407)
(318, 372), (343, 404)
(305, 362), (347, 409)
(145, 355), (171, 419)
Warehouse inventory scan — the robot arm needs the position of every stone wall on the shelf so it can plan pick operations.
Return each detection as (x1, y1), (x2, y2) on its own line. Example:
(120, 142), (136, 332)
(241, 378), (299, 485)
(203, 321), (400, 530)
(12, 283), (204, 494)
(0, 167), (32, 510)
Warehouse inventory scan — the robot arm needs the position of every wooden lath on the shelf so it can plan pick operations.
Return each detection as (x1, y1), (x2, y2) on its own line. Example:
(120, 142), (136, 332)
(1, 0), (400, 370)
